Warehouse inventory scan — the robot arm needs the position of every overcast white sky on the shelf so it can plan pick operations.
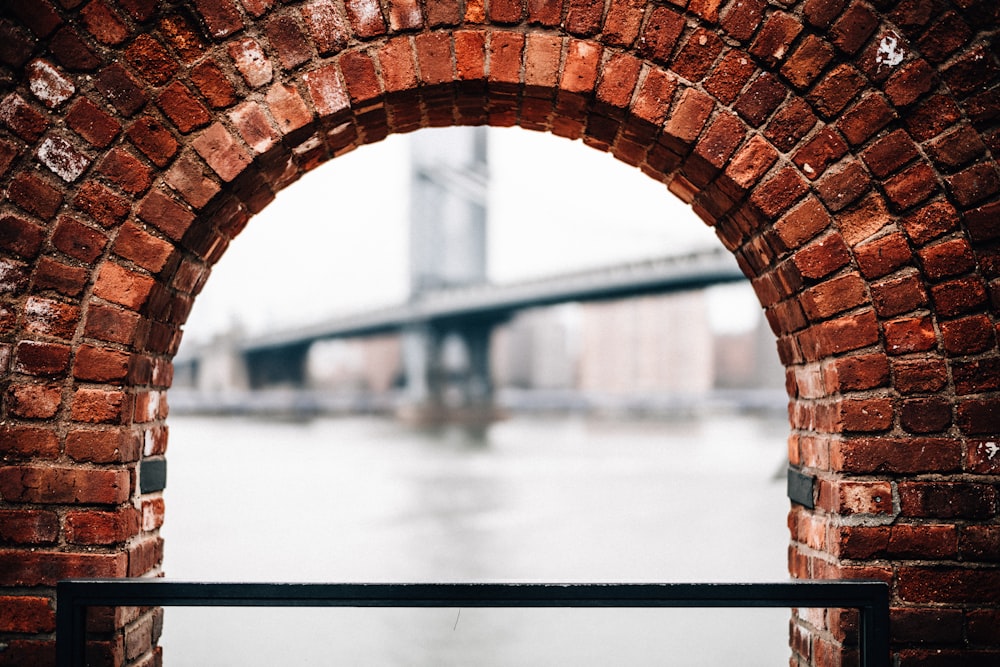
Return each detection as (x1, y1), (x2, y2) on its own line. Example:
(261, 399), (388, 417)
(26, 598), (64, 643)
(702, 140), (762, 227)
(180, 127), (758, 346)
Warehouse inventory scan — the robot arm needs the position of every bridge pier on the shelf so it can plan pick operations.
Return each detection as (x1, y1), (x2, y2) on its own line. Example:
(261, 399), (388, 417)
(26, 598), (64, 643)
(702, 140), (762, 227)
(244, 342), (311, 389)
(398, 318), (504, 425)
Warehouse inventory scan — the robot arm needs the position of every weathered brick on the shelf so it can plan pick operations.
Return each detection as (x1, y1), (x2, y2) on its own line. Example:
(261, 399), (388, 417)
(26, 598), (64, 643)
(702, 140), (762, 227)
(750, 12), (802, 67)
(901, 397), (953, 433)
(871, 272), (927, 317)
(829, 2), (877, 55)
(266, 13), (313, 70)
(794, 234), (852, 280)
(947, 162), (1000, 208)
(98, 147), (152, 195)
(0, 464), (130, 504)
(941, 316), (996, 356)
(957, 397), (1000, 435)
(73, 181), (130, 227)
(158, 13), (205, 61)
(884, 161), (939, 211)
(0, 425), (60, 460)
(720, 0), (766, 41)
(343, 0), (386, 38)
(808, 64), (865, 119)
(734, 73), (787, 127)
(266, 82), (313, 134)
(192, 122), (251, 183)
(781, 34), (834, 91)
(0, 549), (128, 587)
(0, 214), (45, 258)
(93, 262), (156, 310)
(164, 152), (221, 209)
(157, 82), (211, 134)
(301, 0), (350, 55)
(7, 171), (64, 220)
(704, 50), (756, 105)
(304, 62), (351, 118)
(48, 25), (102, 71)
(340, 50), (382, 106)
(14, 341), (72, 376)
(190, 60), (238, 111)
(884, 59), (936, 108)
(638, 6), (685, 64)
(192, 0), (244, 38)
(65, 97), (120, 148)
(6, 383), (62, 419)
(764, 96), (817, 152)
(901, 200), (959, 246)
(672, 29), (724, 83)
(34, 256), (88, 298)
(137, 189), (195, 240)
(95, 63), (147, 117)
(65, 508), (141, 545)
(126, 115), (179, 167)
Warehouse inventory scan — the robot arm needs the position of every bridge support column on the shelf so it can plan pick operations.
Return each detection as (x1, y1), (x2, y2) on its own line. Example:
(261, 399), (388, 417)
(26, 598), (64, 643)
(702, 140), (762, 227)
(398, 320), (502, 425)
(244, 343), (312, 389)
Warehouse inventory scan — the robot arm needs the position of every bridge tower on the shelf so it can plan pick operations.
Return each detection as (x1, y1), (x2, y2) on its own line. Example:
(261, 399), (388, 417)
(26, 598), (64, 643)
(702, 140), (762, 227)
(401, 127), (502, 422)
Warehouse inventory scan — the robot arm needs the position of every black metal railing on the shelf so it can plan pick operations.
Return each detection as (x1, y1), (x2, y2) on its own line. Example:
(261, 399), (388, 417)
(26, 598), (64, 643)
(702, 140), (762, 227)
(56, 580), (889, 667)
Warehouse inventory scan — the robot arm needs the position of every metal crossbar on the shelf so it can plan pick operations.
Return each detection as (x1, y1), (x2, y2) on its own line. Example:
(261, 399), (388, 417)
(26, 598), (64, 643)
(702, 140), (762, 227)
(56, 580), (889, 667)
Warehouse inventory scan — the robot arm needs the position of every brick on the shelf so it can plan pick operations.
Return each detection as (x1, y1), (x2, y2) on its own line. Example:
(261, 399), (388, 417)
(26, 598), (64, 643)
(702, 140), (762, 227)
(26, 58), (75, 110)
(343, 0), (386, 37)
(892, 357), (948, 394)
(859, 129), (918, 178)
(815, 161), (870, 214)
(801, 273), (868, 321)
(901, 200), (959, 246)
(734, 73), (786, 127)
(23, 296), (80, 339)
(720, 0), (765, 41)
(884, 315), (937, 354)
(92, 262), (155, 310)
(596, 52), (642, 110)
(953, 357), (1000, 395)
(855, 232), (911, 279)
(918, 237), (975, 281)
(128, 536), (164, 577)
(823, 479), (893, 513)
(794, 127), (847, 180)
(98, 148), (152, 197)
(114, 221), (176, 274)
(957, 397), (1000, 435)
(900, 482), (996, 519)
(0, 425), (60, 460)
(191, 60), (238, 110)
(0, 93), (49, 142)
(900, 396), (952, 433)
(947, 162), (1000, 208)
(6, 383), (62, 419)
(65, 97), (120, 148)
(824, 353), (889, 391)
(138, 189), (195, 240)
(0, 214), (45, 258)
(266, 82), (313, 134)
(266, 13), (312, 70)
(837, 93), (895, 146)
(126, 116), (179, 167)
(304, 62), (350, 118)
(52, 216), (108, 262)
(65, 508), (141, 545)
(638, 6), (685, 64)
(800, 310), (880, 359)
(927, 125), (985, 172)
(930, 276), (988, 317)
(750, 12), (802, 67)
(340, 50), (382, 106)
(884, 59), (936, 108)
(455, 29), (486, 81)
(871, 273), (926, 317)
(13, 341), (72, 376)
(95, 63), (147, 117)
(36, 135), (91, 183)
(66, 428), (140, 463)
(192, 0), (244, 38)
(662, 88), (714, 153)
(0, 549), (128, 587)
(73, 345), (130, 383)
(157, 81), (211, 133)
(763, 96), (817, 152)
(750, 167), (808, 218)
(808, 64), (865, 119)
(159, 13), (206, 62)
(489, 0), (522, 24)
(884, 161), (939, 211)
(192, 122), (251, 183)
(829, 2), (877, 54)
(771, 198), (829, 252)
(226, 37), (273, 91)
(48, 25), (101, 71)
(960, 526), (1000, 562)
(704, 50), (756, 105)
(33, 257), (87, 298)
(229, 102), (278, 155)
(70, 387), (127, 424)
(8, 170), (64, 221)
(561, 40), (601, 94)
(0, 595), (56, 633)
(164, 152), (221, 209)
(124, 34), (178, 86)
(918, 11), (973, 64)
(781, 34), (834, 91)
(672, 29), (724, 83)
(301, 0), (350, 55)
(793, 234), (851, 280)
(73, 181), (130, 227)
(906, 94), (962, 142)
(0, 464), (130, 504)
(831, 436), (962, 473)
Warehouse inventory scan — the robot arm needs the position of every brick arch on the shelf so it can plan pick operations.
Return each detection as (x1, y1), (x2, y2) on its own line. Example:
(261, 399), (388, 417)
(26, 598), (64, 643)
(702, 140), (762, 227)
(0, 0), (997, 665)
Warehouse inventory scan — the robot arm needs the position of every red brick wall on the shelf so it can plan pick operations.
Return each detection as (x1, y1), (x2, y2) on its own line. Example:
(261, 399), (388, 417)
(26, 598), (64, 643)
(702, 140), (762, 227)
(0, 1), (997, 665)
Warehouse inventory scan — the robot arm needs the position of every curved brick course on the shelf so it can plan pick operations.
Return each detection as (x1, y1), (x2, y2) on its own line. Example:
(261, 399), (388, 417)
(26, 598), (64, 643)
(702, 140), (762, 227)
(0, 0), (997, 665)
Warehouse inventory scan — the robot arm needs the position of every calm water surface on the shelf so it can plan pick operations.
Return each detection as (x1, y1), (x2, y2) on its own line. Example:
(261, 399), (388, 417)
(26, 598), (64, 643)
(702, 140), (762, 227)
(160, 413), (792, 665)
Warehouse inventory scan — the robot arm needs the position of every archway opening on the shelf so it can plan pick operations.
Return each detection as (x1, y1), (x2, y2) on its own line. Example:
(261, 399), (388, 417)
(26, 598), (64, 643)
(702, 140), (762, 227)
(161, 126), (792, 664)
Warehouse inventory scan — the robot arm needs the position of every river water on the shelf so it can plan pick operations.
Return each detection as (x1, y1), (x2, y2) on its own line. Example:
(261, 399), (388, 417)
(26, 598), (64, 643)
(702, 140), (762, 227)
(159, 413), (793, 665)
